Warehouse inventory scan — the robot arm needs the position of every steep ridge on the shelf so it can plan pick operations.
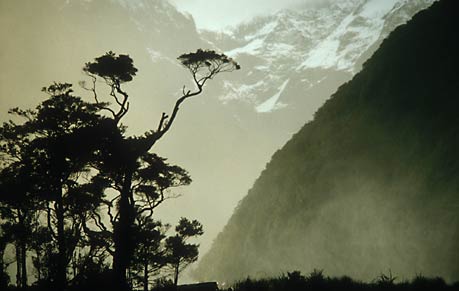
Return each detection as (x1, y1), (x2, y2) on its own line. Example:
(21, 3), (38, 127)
(196, 0), (435, 178)
(194, 0), (459, 283)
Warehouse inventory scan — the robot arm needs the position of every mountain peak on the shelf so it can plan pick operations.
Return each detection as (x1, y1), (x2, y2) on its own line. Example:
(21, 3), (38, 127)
(298, 0), (434, 72)
(206, 0), (434, 115)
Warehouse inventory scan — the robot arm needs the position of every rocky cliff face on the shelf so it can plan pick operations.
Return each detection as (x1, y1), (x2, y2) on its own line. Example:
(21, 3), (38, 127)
(203, 0), (434, 119)
(193, 0), (458, 283)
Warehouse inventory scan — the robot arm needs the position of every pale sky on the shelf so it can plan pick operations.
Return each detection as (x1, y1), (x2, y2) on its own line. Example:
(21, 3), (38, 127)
(170, 0), (312, 30)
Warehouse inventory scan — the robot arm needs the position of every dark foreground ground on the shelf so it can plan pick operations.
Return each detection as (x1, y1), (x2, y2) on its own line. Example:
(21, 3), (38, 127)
(3, 270), (459, 291)
(222, 271), (459, 291)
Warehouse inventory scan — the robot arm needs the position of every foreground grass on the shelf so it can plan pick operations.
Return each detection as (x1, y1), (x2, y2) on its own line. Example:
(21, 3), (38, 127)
(224, 270), (459, 291)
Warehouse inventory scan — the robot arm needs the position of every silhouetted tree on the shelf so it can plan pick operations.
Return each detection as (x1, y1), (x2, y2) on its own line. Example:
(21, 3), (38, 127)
(82, 49), (239, 289)
(0, 82), (110, 290)
(129, 217), (168, 291)
(28, 225), (53, 283)
(0, 49), (238, 290)
(0, 224), (11, 289)
(165, 218), (203, 286)
(0, 131), (42, 289)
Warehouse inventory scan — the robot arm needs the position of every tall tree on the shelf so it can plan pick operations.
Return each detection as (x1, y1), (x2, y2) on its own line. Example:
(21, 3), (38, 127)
(82, 49), (239, 289)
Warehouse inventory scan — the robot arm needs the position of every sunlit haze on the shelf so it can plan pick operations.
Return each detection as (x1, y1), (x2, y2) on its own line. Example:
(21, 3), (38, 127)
(170, 0), (310, 30)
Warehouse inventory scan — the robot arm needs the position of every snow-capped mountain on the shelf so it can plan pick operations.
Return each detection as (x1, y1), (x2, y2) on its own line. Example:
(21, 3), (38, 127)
(202, 0), (434, 117)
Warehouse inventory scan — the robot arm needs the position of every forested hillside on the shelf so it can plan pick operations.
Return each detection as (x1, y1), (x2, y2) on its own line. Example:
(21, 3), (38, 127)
(194, 0), (459, 283)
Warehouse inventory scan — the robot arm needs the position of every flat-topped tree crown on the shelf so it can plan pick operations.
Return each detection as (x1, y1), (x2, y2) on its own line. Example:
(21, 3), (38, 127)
(177, 49), (240, 90)
(82, 52), (137, 123)
(178, 49), (240, 69)
(83, 51), (137, 84)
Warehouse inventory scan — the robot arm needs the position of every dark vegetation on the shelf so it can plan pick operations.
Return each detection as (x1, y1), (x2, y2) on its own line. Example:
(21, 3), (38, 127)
(225, 271), (459, 291)
(0, 49), (240, 291)
(195, 0), (459, 284)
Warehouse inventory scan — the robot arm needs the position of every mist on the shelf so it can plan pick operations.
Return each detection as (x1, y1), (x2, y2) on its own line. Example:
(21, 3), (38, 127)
(170, 0), (319, 30)
(0, 0), (456, 290)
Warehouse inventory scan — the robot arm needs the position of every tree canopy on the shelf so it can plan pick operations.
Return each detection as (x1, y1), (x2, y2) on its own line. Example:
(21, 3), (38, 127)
(0, 49), (239, 291)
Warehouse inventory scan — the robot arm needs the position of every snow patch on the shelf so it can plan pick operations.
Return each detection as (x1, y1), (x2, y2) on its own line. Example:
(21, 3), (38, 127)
(297, 0), (402, 72)
(226, 38), (264, 57)
(298, 14), (355, 70)
(245, 20), (278, 41)
(360, 0), (399, 18)
(256, 79), (289, 113)
(266, 43), (295, 57)
(221, 80), (266, 103)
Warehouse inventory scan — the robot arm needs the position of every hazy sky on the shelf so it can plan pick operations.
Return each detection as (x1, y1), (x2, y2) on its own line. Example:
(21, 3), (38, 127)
(170, 0), (309, 30)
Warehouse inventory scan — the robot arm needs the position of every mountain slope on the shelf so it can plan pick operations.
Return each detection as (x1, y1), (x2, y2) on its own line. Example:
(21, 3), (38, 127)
(194, 0), (459, 283)
(196, 0), (435, 176)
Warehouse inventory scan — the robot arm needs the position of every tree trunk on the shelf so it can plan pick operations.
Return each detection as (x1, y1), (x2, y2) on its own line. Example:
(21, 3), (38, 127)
(15, 243), (21, 288)
(18, 210), (27, 288)
(143, 262), (148, 291)
(56, 187), (67, 291)
(113, 170), (134, 291)
(20, 239), (27, 288)
(36, 250), (41, 282)
(173, 263), (179, 287)
(0, 246), (6, 289)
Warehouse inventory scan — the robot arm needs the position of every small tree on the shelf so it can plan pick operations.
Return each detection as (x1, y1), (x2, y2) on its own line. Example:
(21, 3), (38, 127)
(130, 217), (169, 291)
(165, 218), (203, 286)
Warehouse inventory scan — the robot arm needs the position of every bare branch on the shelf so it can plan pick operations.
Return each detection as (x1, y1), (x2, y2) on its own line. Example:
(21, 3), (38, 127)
(92, 211), (108, 232)
(80, 72), (117, 118)
(47, 203), (57, 240)
(110, 85), (124, 108)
